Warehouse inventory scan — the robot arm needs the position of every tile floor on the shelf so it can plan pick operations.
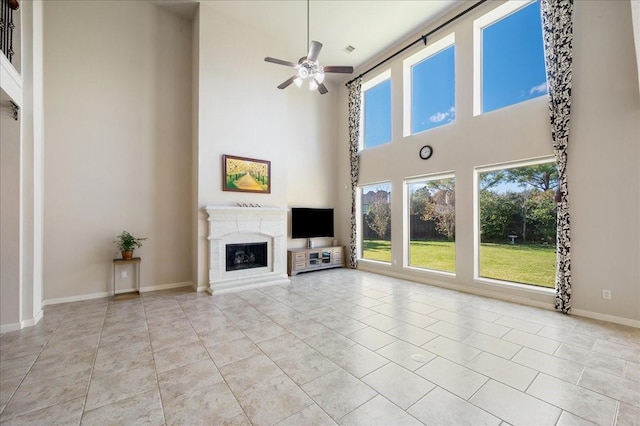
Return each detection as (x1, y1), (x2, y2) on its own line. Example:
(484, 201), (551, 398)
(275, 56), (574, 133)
(1, 269), (639, 425)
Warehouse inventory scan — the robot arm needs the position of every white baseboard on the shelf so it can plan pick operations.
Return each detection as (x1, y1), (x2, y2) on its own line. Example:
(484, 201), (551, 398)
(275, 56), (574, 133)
(572, 308), (640, 329)
(21, 309), (43, 328)
(43, 291), (110, 306)
(139, 281), (193, 293)
(194, 283), (209, 292)
(43, 281), (195, 305)
(1, 310), (44, 333)
(0, 322), (21, 333)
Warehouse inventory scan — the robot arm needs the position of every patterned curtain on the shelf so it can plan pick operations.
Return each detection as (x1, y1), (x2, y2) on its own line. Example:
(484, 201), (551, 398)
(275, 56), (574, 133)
(347, 78), (362, 268)
(540, 0), (573, 313)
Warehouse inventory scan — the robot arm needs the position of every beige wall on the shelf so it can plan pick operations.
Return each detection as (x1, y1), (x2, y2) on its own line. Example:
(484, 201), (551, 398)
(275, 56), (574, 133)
(18, 0), (44, 326)
(43, 1), (193, 300)
(1, 92), (21, 327)
(194, 4), (340, 288)
(570, 0), (639, 322)
(0, 0), (44, 331)
(337, 0), (640, 324)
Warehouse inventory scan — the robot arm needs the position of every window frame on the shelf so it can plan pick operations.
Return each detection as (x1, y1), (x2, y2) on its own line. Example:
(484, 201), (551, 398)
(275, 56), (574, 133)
(473, 156), (556, 294)
(358, 181), (393, 265)
(403, 172), (457, 276)
(473, 0), (545, 116)
(403, 33), (456, 137)
(361, 70), (392, 151)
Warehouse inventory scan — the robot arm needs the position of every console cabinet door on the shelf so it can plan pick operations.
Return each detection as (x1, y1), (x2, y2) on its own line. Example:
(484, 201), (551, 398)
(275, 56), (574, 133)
(332, 247), (343, 265)
(294, 251), (307, 270)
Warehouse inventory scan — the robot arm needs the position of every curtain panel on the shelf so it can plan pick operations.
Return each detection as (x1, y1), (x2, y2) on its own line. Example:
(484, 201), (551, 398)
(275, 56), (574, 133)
(540, 0), (574, 313)
(347, 78), (362, 269)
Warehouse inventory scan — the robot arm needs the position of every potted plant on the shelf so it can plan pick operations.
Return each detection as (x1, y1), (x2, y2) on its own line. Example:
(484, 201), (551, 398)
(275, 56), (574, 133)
(115, 231), (147, 259)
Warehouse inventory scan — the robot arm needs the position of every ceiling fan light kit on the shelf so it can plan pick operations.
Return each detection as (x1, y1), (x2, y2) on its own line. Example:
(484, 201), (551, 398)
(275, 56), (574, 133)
(264, 0), (354, 95)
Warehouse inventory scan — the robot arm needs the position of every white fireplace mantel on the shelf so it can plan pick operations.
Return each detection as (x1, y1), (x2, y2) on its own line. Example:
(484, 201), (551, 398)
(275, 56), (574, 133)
(204, 206), (290, 294)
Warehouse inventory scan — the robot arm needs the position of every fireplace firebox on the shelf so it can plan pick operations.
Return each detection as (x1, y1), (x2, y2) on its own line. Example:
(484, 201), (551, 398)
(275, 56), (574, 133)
(226, 242), (268, 272)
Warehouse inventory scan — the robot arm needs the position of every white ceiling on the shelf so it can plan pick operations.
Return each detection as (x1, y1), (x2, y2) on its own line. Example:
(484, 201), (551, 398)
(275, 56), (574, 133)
(159, 0), (461, 81)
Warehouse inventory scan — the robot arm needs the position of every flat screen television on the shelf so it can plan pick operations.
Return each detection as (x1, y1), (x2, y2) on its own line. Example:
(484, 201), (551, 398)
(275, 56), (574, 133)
(291, 208), (334, 239)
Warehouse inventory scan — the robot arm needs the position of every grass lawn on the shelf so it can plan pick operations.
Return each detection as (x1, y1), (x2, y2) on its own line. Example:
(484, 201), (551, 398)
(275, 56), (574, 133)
(362, 239), (556, 288)
(479, 242), (556, 288)
(361, 239), (393, 263)
(409, 240), (456, 273)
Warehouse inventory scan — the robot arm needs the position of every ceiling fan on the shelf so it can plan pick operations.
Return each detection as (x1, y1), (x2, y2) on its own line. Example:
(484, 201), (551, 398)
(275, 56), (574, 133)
(264, 0), (354, 95)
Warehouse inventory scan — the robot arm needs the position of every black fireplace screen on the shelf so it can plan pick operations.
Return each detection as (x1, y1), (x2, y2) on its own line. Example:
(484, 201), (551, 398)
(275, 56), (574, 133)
(226, 242), (268, 272)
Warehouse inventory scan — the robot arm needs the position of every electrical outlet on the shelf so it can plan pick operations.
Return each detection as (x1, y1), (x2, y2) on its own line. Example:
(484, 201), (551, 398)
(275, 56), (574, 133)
(120, 270), (128, 279)
(602, 289), (611, 300)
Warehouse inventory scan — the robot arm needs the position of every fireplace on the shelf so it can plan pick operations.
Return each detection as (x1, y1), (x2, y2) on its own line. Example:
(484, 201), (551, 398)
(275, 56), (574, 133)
(204, 206), (290, 294)
(226, 242), (268, 271)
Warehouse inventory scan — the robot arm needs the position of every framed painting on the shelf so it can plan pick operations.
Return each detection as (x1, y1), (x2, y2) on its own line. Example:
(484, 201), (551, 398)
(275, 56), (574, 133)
(223, 155), (271, 194)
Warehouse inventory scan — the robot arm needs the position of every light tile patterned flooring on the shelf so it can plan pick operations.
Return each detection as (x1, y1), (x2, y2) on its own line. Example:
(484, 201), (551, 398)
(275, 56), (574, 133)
(1, 269), (639, 425)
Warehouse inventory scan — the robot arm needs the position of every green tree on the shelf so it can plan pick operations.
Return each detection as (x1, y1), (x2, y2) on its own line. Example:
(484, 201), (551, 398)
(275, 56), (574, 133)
(366, 191), (391, 239)
(421, 179), (456, 241)
(410, 186), (432, 215)
(506, 163), (558, 192)
(514, 189), (536, 243)
(528, 190), (557, 243)
(480, 170), (506, 191)
(480, 191), (518, 242)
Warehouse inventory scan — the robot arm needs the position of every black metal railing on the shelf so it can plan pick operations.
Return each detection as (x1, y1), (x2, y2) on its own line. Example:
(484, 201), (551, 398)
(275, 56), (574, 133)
(0, 0), (18, 63)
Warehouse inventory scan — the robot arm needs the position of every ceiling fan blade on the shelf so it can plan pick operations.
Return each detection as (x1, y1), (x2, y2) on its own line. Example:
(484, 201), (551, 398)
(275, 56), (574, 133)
(265, 57), (298, 67)
(277, 75), (297, 89)
(317, 82), (328, 95)
(307, 41), (323, 62)
(323, 66), (354, 74)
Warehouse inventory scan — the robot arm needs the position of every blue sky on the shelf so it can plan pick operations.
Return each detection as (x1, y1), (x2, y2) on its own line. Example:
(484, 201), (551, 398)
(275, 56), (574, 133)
(363, 80), (391, 149)
(482, 0), (547, 113)
(412, 46), (455, 133)
(363, 0), (547, 148)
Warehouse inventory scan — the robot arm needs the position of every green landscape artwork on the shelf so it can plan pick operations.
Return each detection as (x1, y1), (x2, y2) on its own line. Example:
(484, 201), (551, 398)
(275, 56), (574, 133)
(223, 155), (271, 194)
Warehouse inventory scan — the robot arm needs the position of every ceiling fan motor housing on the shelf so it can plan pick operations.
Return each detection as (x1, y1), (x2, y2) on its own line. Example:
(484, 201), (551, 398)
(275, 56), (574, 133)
(297, 60), (323, 82)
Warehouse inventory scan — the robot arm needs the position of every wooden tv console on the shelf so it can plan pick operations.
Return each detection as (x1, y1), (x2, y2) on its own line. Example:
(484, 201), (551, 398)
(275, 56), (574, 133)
(287, 246), (344, 276)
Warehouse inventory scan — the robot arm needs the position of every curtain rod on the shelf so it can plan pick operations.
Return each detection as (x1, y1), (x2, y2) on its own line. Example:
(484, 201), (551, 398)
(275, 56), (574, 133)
(346, 0), (488, 87)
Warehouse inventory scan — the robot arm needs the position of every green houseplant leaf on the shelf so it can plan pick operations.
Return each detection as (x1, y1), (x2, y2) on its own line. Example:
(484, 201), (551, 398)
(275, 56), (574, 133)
(115, 231), (147, 251)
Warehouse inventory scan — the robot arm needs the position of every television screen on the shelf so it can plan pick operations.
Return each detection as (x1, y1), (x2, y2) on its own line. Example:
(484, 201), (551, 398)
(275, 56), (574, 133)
(291, 208), (334, 239)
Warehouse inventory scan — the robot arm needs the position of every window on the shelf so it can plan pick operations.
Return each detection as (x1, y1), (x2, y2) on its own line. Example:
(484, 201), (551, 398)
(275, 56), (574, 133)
(360, 182), (392, 262)
(474, 0), (547, 115)
(403, 33), (455, 136)
(476, 159), (557, 288)
(406, 175), (456, 273)
(362, 71), (392, 149)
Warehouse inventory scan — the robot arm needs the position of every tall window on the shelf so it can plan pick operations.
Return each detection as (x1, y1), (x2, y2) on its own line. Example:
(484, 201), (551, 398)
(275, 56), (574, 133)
(474, 0), (547, 115)
(407, 175), (456, 273)
(403, 33), (455, 136)
(360, 182), (392, 262)
(362, 71), (392, 149)
(476, 160), (557, 288)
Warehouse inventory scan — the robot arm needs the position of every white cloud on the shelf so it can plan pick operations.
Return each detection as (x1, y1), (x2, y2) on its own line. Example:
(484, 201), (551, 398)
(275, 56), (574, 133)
(529, 82), (548, 95)
(429, 112), (448, 123)
(429, 106), (456, 123)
